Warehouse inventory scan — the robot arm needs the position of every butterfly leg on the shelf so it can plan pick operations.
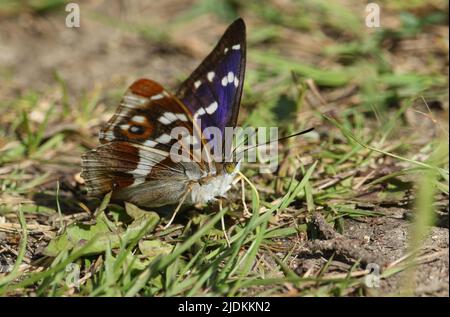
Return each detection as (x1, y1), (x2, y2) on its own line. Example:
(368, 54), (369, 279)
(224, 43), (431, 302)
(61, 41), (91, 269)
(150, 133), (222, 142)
(163, 184), (192, 229)
(241, 177), (251, 218)
(219, 199), (231, 247)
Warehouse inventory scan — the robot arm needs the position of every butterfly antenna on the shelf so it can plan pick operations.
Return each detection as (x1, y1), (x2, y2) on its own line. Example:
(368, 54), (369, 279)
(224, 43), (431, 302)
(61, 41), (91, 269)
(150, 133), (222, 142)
(227, 128), (259, 161)
(234, 127), (315, 157)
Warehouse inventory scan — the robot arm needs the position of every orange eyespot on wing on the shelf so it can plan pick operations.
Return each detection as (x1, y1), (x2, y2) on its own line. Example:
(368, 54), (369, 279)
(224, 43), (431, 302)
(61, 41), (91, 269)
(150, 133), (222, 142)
(98, 78), (193, 148)
(117, 115), (154, 140)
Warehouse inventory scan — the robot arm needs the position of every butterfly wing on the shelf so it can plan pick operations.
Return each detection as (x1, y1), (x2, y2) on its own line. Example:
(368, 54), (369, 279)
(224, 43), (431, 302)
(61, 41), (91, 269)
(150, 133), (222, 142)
(99, 79), (191, 149)
(82, 19), (247, 207)
(81, 79), (205, 200)
(176, 18), (246, 144)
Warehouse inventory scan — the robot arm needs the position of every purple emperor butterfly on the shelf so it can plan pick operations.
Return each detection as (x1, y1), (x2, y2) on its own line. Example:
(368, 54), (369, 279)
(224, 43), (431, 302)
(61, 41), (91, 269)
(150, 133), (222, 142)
(81, 18), (247, 224)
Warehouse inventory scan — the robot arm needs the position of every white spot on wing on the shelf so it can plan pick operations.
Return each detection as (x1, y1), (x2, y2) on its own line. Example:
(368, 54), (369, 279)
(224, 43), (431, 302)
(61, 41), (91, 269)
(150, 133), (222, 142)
(234, 77), (239, 88)
(176, 113), (188, 121)
(131, 149), (152, 179)
(124, 94), (148, 106)
(132, 178), (145, 186)
(207, 71), (215, 82)
(132, 115), (146, 123)
(143, 140), (157, 147)
(158, 112), (188, 124)
(205, 101), (218, 114)
(227, 72), (234, 83)
(221, 76), (228, 86)
(194, 80), (201, 89)
(232, 44), (241, 50)
(120, 124), (130, 131)
(165, 112), (177, 122)
(224, 47), (229, 53)
(130, 147), (169, 186)
(150, 93), (164, 100)
(158, 116), (171, 125)
(156, 133), (171, 144)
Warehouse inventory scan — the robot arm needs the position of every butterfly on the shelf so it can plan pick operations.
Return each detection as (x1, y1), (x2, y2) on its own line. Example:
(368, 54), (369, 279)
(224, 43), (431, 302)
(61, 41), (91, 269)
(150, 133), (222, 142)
(81, 18), (246, 225)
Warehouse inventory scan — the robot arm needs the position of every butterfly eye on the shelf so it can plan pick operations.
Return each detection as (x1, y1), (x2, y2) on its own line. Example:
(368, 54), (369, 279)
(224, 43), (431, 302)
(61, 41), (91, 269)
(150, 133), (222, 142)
(224, 162), (236, 174)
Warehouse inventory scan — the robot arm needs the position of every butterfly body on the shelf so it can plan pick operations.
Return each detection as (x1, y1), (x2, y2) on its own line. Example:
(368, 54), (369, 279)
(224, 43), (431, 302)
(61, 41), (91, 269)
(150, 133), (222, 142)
(81, 19), (246, 210)
(107, 160), (240, 208)
(188, 161), (240, 205)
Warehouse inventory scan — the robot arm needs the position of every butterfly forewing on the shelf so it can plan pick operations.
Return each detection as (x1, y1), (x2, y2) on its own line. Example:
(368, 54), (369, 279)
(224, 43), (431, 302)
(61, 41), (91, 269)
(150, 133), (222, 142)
(176, 18), (246, 148)
(100, 79), (190, 148)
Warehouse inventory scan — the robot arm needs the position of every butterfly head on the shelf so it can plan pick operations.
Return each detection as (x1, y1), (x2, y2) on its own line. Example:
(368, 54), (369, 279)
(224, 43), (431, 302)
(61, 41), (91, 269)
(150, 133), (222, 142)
(221, 159), (242, 177)
(223, 162), (237, 175)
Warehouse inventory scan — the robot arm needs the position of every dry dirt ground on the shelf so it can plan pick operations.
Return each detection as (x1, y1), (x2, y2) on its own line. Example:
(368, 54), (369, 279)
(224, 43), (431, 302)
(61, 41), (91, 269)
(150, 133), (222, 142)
(0, 0), (448, 296)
